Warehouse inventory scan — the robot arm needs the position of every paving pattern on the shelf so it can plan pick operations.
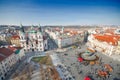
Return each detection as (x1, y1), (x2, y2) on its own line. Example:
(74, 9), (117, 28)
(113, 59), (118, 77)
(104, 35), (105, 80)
(55, 44), (120, 80)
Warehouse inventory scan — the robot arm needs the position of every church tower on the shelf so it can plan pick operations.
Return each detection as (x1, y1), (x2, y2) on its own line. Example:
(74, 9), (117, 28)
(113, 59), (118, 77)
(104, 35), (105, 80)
(38, 24), (42, 32)
(61, 26), (64, 33)
(19, 23), (25, 39)
(19, 24), (26, 49)
(20, 23), (24, 33)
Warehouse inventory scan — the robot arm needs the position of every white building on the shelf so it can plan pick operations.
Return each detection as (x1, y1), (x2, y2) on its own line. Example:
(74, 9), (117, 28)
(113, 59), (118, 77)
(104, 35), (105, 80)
(19, 25), (48, 52)
(87, 35), (114, 55)
(0, 47), (25, 80)
(0, 34), (6, 42)
(57, 34), (84, 48)
(45, 27), (85, 48)
(8, 46), (25, 60)
(87, 30), (120, 57)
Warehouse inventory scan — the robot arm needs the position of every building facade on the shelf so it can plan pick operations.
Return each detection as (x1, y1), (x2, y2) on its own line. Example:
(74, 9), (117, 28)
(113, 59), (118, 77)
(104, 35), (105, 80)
(19, 25), (48, 52)
(0, 46), (25, 80)
(87, 29), (120, 57)
(45, 27), (85, 48)
(10, 35), (21, 47)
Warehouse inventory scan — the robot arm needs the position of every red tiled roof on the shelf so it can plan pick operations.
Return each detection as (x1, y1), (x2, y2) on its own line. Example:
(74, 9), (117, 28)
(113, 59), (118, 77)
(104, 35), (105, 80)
(93, 34), (120, 46)
(8, 46), (17, 51)
(14, 47), (22, 50)
(0, 48), (14, 62)
(11, 35), (20, 39)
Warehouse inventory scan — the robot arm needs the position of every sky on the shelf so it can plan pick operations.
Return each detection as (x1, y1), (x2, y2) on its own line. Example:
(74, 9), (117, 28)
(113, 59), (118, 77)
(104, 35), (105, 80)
(0, 0), (120, 25)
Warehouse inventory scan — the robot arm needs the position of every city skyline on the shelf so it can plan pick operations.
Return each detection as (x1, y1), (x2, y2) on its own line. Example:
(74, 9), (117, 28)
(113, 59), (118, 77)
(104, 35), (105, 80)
(0, 0), (120, 25)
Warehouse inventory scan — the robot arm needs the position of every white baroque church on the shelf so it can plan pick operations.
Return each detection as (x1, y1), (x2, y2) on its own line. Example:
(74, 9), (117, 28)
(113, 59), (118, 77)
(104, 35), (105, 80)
(18, 24), (48, 52)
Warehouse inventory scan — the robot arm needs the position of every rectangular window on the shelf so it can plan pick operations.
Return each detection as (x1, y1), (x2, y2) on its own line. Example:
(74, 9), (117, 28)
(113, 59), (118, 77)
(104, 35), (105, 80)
(36, 40), (38, 44)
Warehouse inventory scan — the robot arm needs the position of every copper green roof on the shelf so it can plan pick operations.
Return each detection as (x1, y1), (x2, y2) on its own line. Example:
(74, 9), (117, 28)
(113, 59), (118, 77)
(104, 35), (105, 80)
(28, 30), (37, 33)
(15, 50), (20, 54)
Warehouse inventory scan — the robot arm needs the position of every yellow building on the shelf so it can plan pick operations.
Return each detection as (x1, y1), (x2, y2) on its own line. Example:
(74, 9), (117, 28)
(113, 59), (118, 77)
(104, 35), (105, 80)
(10, 35), (21, 47)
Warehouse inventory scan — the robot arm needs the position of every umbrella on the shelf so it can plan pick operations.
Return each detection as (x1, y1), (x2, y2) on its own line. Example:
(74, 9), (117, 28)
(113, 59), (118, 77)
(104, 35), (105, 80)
(84, 76), (91, 80)
(78, 57), (83, 62)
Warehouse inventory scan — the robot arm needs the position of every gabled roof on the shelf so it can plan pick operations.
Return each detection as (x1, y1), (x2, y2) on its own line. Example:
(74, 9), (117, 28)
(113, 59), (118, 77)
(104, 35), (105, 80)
(8, 46), (22, 54)
(0, 47), (14, 62)
(11, 35), (20, 39)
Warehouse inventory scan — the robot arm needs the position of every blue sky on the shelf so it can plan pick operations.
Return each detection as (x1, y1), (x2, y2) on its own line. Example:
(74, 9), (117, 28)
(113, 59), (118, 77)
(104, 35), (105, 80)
(0, 0), (120, 25)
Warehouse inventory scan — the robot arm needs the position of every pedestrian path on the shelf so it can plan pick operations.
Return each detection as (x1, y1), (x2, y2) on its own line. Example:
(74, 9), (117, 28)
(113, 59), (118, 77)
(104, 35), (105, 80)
(50, 54), (75, 80)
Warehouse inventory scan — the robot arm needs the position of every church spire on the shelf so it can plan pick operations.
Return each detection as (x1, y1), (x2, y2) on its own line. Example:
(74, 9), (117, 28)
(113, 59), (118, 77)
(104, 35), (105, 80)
(20, 23), (24, 33)
(20, 23), (22, 28)
(38, 24), (42, 32)
(61, 26), (64, 33)
(31, 25), (34, 30)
